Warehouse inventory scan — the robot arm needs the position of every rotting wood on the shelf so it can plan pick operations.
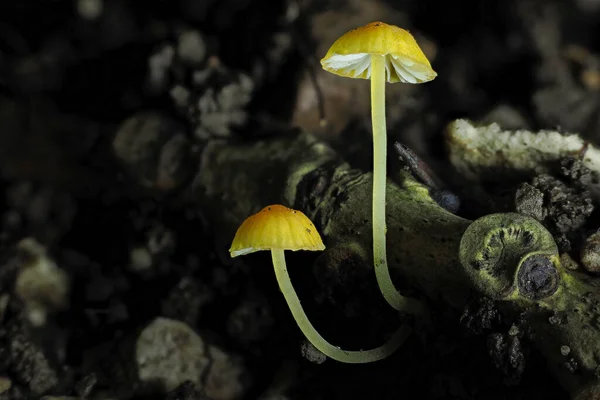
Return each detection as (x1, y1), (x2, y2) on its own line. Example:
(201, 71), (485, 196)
(190, 129), (600, 398)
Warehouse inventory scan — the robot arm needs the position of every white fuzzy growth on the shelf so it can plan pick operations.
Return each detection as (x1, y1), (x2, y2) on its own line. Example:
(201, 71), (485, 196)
(446, 119), (600, 196)
(322, 53), (433, 83)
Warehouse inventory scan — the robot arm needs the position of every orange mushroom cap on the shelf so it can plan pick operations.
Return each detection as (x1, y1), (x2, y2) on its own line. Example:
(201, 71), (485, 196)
(320, 21), (437, 84)
(229, 205), (325, 258)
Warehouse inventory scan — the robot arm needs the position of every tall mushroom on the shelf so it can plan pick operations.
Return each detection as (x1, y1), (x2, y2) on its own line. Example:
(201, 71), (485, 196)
(320, 22), (437, 314)
(229, 204), (410, 363)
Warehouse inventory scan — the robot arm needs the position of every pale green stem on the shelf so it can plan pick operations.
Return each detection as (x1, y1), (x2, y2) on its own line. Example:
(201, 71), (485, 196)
(371, 54), (424, 316)
(271, 249), (410, 363)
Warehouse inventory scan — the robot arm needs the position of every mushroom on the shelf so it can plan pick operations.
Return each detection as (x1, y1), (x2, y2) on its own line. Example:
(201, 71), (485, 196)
(320, 22), (437, 313)
(229, 204), (410, 363)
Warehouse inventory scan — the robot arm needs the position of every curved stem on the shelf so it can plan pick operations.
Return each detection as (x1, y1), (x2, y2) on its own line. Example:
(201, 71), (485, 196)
(271, 249), (410, 363)
(370, 54), (424, 316)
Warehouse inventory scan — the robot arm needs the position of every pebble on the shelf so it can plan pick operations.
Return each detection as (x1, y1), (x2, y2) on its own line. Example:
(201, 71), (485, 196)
(581, 232), (600, 273)
(136, 317), (248, 399)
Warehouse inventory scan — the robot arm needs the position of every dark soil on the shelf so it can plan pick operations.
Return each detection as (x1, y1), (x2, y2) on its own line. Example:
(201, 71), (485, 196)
(1, 0), (599, 399)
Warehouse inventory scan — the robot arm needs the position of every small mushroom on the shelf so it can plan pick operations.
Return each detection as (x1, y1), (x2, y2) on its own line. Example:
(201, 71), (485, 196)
(229, 204), (410, 363)
(320, 22), (437, 313)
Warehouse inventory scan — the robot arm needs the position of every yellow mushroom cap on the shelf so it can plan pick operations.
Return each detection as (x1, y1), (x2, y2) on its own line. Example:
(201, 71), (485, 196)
(320, 21), (437, 84)
(229, 205), (325, 258)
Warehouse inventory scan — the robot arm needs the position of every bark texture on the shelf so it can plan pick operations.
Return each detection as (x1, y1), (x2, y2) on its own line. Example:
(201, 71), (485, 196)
(192, 130), (471, 307)
(191, 129), (600, 398)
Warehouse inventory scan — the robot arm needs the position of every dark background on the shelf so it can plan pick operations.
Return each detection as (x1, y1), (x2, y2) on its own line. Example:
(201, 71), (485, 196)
(0, 0), (599, 399)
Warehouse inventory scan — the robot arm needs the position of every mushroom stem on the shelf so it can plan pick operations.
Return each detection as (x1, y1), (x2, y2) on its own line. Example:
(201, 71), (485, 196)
(270, 248), (410, 363)
(370, 54), (424, 316)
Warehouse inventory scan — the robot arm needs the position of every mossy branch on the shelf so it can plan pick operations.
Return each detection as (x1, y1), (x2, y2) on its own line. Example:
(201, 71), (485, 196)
(192, 131), (471, 307)
(191, 129), (600, 397)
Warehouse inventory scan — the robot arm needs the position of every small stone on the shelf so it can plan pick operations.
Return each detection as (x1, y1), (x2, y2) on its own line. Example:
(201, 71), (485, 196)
(5, 320), (59, 394)
(170, 85), (190, 109)
(560, 252), (579, 270)
(136, 317), (248, 399)
(531, 172), (594, 235)
(148, 45), (175, 92)
(300, 341), (327, 364)
(560, 157), (593, 187)
(582, 232), (600, 273)
(129, 247), (152, 272)
(113, 112), (193, 190)
(565, 357), (579, 373)
(192, 69), (254, 140)
(515, 183), (545, 221)
(177, 30), (206, 65)
(0, 377), (12, 394)
(136, 318), (209, 391)
(14, 238), (69, 327)
(561, 345), (571, 356)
